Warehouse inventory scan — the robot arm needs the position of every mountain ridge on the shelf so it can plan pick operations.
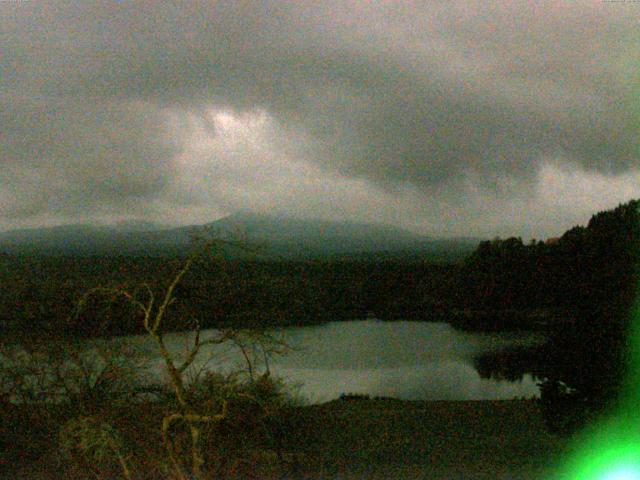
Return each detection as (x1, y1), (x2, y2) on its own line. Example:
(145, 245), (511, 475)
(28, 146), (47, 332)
(0, 214), (479, 260)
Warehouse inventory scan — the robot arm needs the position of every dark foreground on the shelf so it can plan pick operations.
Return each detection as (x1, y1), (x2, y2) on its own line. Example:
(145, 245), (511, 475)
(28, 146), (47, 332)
(297, 399), (568, 479)
(7, 399), (569, 480)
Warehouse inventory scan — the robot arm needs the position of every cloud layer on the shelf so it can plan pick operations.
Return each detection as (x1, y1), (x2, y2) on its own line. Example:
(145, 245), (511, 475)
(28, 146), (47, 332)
(1, 1), (639, 236)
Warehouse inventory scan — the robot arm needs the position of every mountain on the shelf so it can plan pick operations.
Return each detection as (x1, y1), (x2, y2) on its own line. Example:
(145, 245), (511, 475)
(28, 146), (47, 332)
(203, 212), (421, 253)
(202, 212), (480, 260)
(110, 220), (168, 232)
(0, 214), (479, 260)
(0, 222), (168, 255)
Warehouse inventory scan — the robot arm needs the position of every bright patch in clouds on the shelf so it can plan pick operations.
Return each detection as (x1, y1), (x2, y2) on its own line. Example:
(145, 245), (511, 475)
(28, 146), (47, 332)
(165, 108), (419, 228)
(537, 162), (640, 218)
(159, 109), (640, 239)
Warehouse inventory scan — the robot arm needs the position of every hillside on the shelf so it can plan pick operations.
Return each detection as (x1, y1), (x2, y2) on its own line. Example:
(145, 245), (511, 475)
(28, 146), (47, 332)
(0, 214), (478, 260)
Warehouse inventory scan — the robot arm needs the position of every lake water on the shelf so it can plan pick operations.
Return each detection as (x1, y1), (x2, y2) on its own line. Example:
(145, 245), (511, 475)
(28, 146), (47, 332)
(116, 320), (544, 403)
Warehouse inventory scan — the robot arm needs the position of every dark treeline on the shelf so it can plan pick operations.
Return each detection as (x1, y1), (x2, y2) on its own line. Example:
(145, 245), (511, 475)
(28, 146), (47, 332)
(469, 200), (640, 431)
(0, 253), (458, 338)
(456, 200), (639, 315)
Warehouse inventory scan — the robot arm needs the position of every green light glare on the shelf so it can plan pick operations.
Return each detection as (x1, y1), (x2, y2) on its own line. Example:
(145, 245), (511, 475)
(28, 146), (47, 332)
(557, 201), (640, 479)
(601, 466), (640, 480)
(561, 434), (640, 480)
(558, 308), (640, 479)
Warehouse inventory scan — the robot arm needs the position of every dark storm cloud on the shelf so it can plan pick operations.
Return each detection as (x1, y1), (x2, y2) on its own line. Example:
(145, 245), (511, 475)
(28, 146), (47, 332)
(1, 1), (638, 230)
(0, 96), (178, 219)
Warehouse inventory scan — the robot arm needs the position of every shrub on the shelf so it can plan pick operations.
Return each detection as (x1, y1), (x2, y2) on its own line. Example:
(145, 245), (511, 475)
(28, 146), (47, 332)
(0, 336), (143, 413)
(59, 415), (133, 480)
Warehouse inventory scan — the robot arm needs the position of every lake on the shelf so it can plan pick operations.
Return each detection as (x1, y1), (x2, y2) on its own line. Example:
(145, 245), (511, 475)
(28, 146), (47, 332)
(116, 320), (544, 403)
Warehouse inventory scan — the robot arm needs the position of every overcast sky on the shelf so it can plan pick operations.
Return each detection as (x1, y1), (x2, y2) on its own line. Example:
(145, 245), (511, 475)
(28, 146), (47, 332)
(1, 1), (639, 238)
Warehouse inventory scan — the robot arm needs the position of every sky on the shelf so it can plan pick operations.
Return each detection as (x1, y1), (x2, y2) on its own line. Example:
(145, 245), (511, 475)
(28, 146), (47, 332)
(1, 1), (639, 239)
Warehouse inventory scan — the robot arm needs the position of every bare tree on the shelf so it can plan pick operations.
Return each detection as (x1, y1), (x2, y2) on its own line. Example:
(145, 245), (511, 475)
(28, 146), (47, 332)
(230, 328), (292, 381)
(72, 239), (290, 479)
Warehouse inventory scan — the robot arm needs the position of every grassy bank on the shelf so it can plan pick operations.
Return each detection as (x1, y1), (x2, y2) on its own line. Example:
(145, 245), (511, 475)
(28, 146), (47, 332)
(6, 398), (569, 479)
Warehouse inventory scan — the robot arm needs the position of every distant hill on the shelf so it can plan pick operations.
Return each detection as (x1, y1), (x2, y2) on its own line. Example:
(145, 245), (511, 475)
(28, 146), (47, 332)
(0, 222), (167, 256)
(110, 220), (168, 232)
(0, 213), (479, 260)
(201, 212), (477, 259)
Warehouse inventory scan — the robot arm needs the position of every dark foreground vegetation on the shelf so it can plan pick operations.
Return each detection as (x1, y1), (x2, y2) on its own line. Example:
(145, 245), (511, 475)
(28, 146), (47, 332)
(0, 200), (638, 478)
(3, 396), (567, 479)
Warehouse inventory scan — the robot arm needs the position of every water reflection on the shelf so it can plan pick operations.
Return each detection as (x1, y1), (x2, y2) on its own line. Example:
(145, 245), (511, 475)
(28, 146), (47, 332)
(117, 320), (545, 403)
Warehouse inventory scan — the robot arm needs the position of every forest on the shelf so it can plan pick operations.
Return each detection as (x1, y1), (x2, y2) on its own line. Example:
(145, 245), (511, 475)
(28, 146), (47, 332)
(1, 201), (637, 337)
